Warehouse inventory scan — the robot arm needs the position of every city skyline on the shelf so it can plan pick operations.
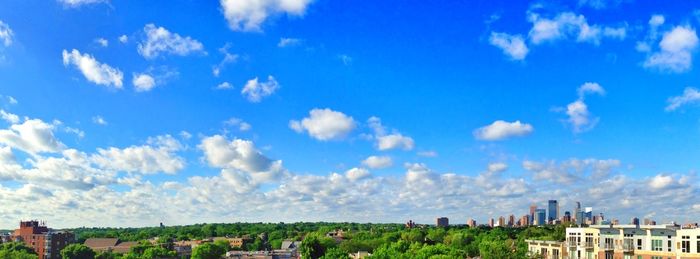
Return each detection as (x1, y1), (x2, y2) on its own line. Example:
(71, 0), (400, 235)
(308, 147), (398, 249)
(1, 1), (700, 229)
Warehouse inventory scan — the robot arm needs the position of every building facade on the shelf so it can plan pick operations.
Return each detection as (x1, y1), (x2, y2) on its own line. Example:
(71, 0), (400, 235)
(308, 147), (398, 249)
(436, 217), (449, 227)
(12, 221), (74, 259)
(527, 240), (567, 259)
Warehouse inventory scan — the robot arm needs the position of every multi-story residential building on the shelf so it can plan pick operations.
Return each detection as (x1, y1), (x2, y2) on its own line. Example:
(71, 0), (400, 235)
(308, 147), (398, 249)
(521, 215), (530, 227)
(497, 216), (506, 227)
(12, 221), (74, 259)
(548, 200), (559, 224)
(509, 215), (516, 227)
(466, 219), (476, 228)
(489, 218), (495, 228)
(526, 240), (567, 259)
(563, 224), (700, 259)
(436, 217), (449, 227)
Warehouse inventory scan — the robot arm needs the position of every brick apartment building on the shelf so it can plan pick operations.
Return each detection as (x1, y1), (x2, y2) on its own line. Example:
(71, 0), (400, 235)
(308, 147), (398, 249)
(11, 221), (74, 259)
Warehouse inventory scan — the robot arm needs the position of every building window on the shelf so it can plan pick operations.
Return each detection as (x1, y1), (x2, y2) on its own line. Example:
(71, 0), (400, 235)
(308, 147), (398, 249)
(652, 239), (663, 251)
(668, 240), (672, 252)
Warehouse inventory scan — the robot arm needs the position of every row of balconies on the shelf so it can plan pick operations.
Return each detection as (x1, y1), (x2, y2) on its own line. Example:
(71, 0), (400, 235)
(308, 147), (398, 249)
(565, 241), (635, 252)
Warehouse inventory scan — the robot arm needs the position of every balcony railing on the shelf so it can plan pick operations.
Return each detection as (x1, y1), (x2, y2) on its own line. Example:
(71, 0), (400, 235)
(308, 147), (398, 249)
(602, 243), (614, 250)
(564, 241), (594, 249)
(621, 243), (634, 252)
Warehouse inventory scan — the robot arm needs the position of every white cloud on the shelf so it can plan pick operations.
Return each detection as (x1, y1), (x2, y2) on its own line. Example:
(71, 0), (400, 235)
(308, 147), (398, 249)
(92, 116), (107, 125)
(241, 76), (279, 102)
(666, 87), (700, 111)
(417, 151), (438, 157)
(220, 0), (314, 32)
(118, 35), (128, 44)
(523, 158), (620, 184)
(488, 162), (508, 174)
(345, 167), (370, 181)
(643, 26), (699, 73)
(216, 82), (234, 90)
(649, 174), (676, 189)
(278, 37), (302, 47)
(362, 156), (393, 169)
(198, 135), (285, 184)
(527, 11), (626, 45)
(0, 119), (65, 154)
(377, 134), (414, 151)
(91, 135), (185, 174)
(563, 82), (605, 133)
(290, 108), (356, 141)
(224, 117), (252, 131)
(473, 120), (533, 141)
(0, 20), (14, 47)
(489, 32), (529, 60)
(0, 110), (19, 124)
(137, 24), (205, 59)
(62, 49), (123, 89)
(132, 73), (155, 92)
(94, 38), (108, 47)
(367, 117), (415, 151)
(212, 43), (238, 77)
(338, 54), (353, 65)
(58, 0), (107, 7)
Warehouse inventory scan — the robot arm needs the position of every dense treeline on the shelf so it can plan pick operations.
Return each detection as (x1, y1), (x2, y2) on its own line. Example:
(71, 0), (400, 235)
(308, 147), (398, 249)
(62, 222), (569, 258)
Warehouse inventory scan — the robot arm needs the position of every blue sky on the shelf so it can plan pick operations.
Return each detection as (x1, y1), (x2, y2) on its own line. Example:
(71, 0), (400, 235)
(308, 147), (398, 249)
(1, 0), (700, 228)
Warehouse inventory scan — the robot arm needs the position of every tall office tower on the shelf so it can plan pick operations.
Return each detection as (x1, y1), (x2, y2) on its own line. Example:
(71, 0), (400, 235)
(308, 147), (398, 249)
(489, 218), (495, 227)
(574, 202), (581, 222)
(563, 211), (572, 223)
(584, 207), (593, 222)
(521, 215), (530, 227)
(508, 214), (515, 227)
(535, 209), (547, 226)
(497, 216), (505, 227)
(631, 217), (640, 226)
(643, 218), (652, 225)
(467, 218), (476, 227)
(436, 217), (449, 227)
(548, 200), (559, 224)
(529, 204), (537, 224)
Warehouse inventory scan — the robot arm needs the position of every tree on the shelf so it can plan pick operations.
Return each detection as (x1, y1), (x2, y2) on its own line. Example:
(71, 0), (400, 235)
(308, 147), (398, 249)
(95, 251), (121, 259)
(60, 244), (96, 259)
(319, 247), (350, 259)
(142, 246), (177, 258)
(0, 242), (36, 254)
(191, 243), (225, 259)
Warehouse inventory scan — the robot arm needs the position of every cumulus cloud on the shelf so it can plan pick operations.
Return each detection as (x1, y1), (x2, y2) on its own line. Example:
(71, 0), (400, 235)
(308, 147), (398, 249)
(216, 82), (234, 90)
(92, 116), (107, 125)
(345, 167), (370, 181)
(132, 73), (155, 92)
(198, 135), (285, 183)
(561, 82), (605, 133)
(241, 76), (279, 102)
(58, 0), (107, 7)
(62, 49), (123, 89)
(0, 110), (19, 124)
(643, 25), (699, 73)
(0, 20), (14, 47)
(649, 174), (676, 189)
(362, 155), (393, 169)
(489, 32), (529, 60)
(523, 158), (620, 184)
(118, 35), (128, 44)
(473, 120), (533, 141)
(278, 37), (302, 47)
(220, 0), (314, 32)
(487, 162), (508, 174)
(94, 38), (108, 47)
(212, 43), (238, 77)
(367, 117), (415, 150)
(223, 117), (252, 131)
(290, 108), (356, 141)
(527, 11), (626, 45)
(666, 87), (700, 111)
(0, 119), (65, 154)
(137, 24), (205, 59)
(91, 135), (185, 174)
(417, 151), (438, 157)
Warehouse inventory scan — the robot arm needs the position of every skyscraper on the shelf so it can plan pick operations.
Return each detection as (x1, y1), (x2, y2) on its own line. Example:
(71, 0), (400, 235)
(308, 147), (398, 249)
(574, 201), (581, 223)
(529, 204), (537, 224)
(436, 217), (449, 227)
(547, 200), (558, 224)
(535, 209), (546, 226)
